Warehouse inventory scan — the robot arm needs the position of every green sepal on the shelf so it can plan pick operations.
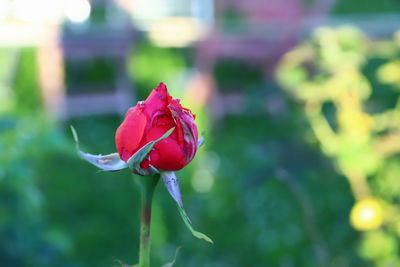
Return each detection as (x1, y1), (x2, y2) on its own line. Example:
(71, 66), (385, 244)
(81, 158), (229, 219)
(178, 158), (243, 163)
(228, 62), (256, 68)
(70, 126), (128, 171)
(161, 172), (213, 244)
(161, 171), (183, 207)
(126, 127), (174, 173)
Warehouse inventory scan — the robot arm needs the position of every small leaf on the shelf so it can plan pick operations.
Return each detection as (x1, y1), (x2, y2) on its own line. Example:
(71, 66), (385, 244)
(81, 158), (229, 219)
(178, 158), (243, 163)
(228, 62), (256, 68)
(127, 127), (175, 171)
(70, 126), (128, 171)
(161, 172), (213, 244)
(178, 207), (213, 243)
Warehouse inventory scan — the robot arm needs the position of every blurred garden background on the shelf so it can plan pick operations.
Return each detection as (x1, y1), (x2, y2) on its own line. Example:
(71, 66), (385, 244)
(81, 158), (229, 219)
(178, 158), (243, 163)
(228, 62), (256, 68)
(1, 0), (400, 266)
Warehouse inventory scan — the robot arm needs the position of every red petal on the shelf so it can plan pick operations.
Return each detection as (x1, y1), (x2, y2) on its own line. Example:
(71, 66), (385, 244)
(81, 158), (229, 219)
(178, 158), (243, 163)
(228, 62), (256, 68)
(115, 82), (198, 172)
(115, 106), (147, 161)
(143, 83), (172, 118)
(149, 138), (187, 170)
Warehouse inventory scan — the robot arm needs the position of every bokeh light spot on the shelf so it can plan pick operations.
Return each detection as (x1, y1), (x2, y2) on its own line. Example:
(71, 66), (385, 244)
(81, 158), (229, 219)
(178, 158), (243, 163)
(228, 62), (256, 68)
(350, 197), (383, 231)
(65, 0), (91, 23)
(191, 169), (214, 193)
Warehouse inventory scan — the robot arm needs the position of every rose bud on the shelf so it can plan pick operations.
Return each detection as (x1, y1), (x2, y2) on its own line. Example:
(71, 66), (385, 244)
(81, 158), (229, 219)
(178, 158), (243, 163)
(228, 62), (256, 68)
(115, 83), (198, 174)
(71, 82), (211, 243)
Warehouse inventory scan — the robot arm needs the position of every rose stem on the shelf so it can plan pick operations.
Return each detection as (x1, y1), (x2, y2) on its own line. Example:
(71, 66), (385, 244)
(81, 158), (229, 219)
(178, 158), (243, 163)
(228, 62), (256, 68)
(137, 174), (159, 267)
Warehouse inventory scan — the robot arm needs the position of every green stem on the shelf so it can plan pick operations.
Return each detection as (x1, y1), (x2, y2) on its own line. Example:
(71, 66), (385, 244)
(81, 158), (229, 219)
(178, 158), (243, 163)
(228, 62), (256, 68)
(137, 175), (159, 267)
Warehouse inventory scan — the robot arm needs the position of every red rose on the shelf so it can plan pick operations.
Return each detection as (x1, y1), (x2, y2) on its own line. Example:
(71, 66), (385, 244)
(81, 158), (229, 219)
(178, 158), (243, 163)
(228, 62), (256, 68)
(72, 82), (211, 243)
(115, 83), (198, 174)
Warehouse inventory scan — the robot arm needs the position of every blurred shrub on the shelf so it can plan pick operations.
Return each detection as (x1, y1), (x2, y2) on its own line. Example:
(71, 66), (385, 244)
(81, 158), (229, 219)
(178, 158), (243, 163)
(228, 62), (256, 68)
(277, 26), (400, 266)
(0, 48), (74, 266)
(0, 112), (71, 267)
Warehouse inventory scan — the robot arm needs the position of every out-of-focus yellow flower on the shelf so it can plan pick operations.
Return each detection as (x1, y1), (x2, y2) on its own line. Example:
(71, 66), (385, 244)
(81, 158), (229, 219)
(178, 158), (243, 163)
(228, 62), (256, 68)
(336, 90), (373, 138)
(377, 60), (400, 85)
(338, 109), (373, 138)
(350, 197), (383, 231)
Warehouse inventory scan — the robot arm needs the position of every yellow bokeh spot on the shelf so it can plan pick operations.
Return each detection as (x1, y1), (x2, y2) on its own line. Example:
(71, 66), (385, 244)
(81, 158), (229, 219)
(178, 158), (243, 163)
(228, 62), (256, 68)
(350, 197), (383, 231)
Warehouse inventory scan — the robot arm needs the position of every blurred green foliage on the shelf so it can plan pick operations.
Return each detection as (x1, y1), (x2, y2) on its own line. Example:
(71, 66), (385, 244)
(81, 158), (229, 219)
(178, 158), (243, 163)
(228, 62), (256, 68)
(129, 42), (186, 100)
(0, 48), (70, 266)
(2, 16), (400, 267)
(65, 58), (117, 94)
(214, 59), (264, 93)
(277, 26), (400, 267)
(0, 43), (357, 267)
(0, 112), (71, 266)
